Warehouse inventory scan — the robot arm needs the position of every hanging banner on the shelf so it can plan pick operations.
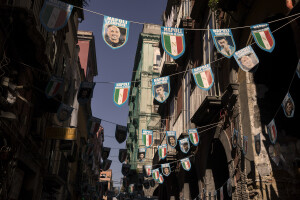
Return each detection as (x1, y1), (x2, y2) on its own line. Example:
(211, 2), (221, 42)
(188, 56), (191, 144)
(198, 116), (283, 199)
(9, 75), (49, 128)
(227, 178), (232, 197)
(210, 29), (236, 58)
(254, 133), (261, 156)
(56, 103), (73, 122)
(232, 129), (238, 148)
(142, 129), (153, 148)
(161, 163), (171, 176)
(143, 181), (150, 189)
(267, 119), (277, 144)
(251, 23), (275, 53)
(102, 147), (111, 160)
(87, 116), (101, 135)
(102, 16), (130, 49)
(128, 184), (134, 194)
(158, 144), (167, 159)
(220, 186), (224, 200)
(234, 46), (259, 72)
(268, 145), (280, 166)
(243, 136), (248, 155)
(166, 131), (177, 148)
(115, 125), (127, 144)
(161, 26), (185, 59)
(152, 76), (170, 103)
(179, 138), (190, 154)
(281, 92), (295, 118)
(113, 82), (130, 107)
(122, 164), (131, 176)
(296, 59), (300, 78)
(138, 147), (146, 161)
(144, 165), (152, 177)
(157, 174), (164, 184)
(188, 128), (199, 146)
(102, 159), (112, 171)
(181, 157), (191, 171)
(77, 82), (95, 104)
(192, 64), (214, 91)
(45, 76), (63, 98)
(40, 0), (73, 32)
(152, 169), (160, 180)
(118, 149), (127, 163)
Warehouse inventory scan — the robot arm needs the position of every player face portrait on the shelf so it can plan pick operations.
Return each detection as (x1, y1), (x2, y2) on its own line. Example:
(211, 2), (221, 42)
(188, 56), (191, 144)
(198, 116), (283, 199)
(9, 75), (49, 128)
(163, 167), (170, 175)
(169, 136), (176, 146)
(107, 25), (121, 43)
(285, 99), (294, 116)
(139, 153), (145, 160)
(155, 85), (165, 97)
(217, 38), (229, 49)
(240, 55), (254, 69)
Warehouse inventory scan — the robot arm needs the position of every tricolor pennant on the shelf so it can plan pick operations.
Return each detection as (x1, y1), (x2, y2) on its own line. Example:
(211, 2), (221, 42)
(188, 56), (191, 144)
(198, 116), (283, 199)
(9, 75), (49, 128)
(192, 64), (214, 91)
(157, 174), (164, 184)
(87, 116), (101, 135)
(142, 129), (153, 148)
(188, 128), (199, 146)
(181, 157), (191, 171)
(152, 169), (160, 180)
(144, 165), (152, 177)
(45, 76), (63, 98)
(161, 27), (185, 59)
(267, 119), (277, 144)
(113, 82), (130, 107)
(158, 144), (167, 159)
(251, 23), (275, 53)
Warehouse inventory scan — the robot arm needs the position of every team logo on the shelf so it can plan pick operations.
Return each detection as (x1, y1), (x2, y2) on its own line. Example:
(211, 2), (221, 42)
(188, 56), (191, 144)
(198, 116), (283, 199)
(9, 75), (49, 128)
(158, 144), (167, 159)
(56, 104), (73, 122)
(118, 149), (127, 163)
(157, 174), (164, 184)
(152, 169), (159, 180)
(121, 164), (131, 176)
(161, 27), (185, 59)
(232, 129), (238, 148)
(179, 138), (190, 154)
(113, 82), (130, 107)
(152, 76), (170, 103)
(234, 46), (259, 72)
(128, 184), (134, 194)
(251, 23), (275, 53)
(243, 136), (248, 155)
(166, 131), (177, 148)
(181, 158), (191, 171)
(144, 165), (152, 177)
(192, 64), (214, 91)
(87, 116), (101, 135)
(210, 29), (236, 58)
(142, 129), (153, 148)
(40, 0), (73, 32)
(45, 76), (63, 98)
(227, 178), (232, 197)
(254, 133), (261, 156)
(138, 148), (146, 162)
(267, 119), (277, 144)
(281, 92), (295, 118)
(115, 125), (127, 144)
(102, 16), (130, 49)
(161, 163), (171, 176)
(188, 128), (199, 146)
(102, 147), (111, 160)
(77, 82), (95, 104)
(102, 159), (112, 171)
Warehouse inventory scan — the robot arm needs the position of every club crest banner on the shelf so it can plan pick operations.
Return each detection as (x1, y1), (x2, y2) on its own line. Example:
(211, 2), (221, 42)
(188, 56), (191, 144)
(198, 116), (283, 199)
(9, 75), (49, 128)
(87, 116), (101, 135)
(102, 159), (112, 171)
(77, 82), (95, 104)
(268, 145), (280, 166)
(188, 128), (199, 146)
(166, 131), (177, 148)
(296, 59), (300, 78)
(118, 149), (127, 163)
(267, 119), (277, 144)
(251, 23), (275, 53)
(210, 29), (236, 58)
(152, 169), (159, 180)
(192, 64), (214, 91)
(121, 164), (131, 176)
(157, 174), (164, 184)
(115, 125), (127, 144)
(281, 92), (295, 118)
(243, 136), (248, 155)
(144, 165), (152, 177)
(254, 133), (261, 156)
(56, 104), (73, 122)
(152, 76), (170, 103)
(138, 147), (146, 161)
(40, 0), (73, 32)
(103, 16), (130, 49)
(158, 144), (167, 159)
(234, 46), (259, 72)
(181, 157), (191, 171)
(227, 178), (232, 197)
(113, 82), (130, 107)
(161, 163), (171, 176)
(102, 147), (111, 160)
(179, 138), (190, 154)
(161, 27), (185, 59)
(232, 129), (238, 148)
(45, 76), (63, 98)
(142, 129), (153, 148)
(128, 184), (134, 193)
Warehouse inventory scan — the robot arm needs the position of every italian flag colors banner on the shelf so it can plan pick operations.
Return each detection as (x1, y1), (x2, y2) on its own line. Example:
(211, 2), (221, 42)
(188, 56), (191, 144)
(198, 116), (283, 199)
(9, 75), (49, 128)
(152, 169), (159, 180)
(251, 23), (275, 53)
(113, 82), (130, 107)
(188, 128), (199, 146)
(45, 76), (63, 98)
(142, 129), (153, 148)
(181, 158), (191, 171)
(158, 144), (167, 159)
(161, 27), (185, 59)
(192, 64), (214, 91)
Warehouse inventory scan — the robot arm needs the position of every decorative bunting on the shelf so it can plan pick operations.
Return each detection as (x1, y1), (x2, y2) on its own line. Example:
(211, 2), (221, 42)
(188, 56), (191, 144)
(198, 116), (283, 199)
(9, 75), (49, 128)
(251, 23), (275, 53)
(144, 165), (152, 177)
(157, 173), (164, 184)
(220, 186), (224, 200)
(188, 128), (199, 146)
(87, 116), (101, 135)
(56, 103), (73, 122)
(243, 136), (248, 155)
(161, 163), (171, 176)
(281, 92), (295, 118)
(121, 164), (131, 176)
(210, 29), (236, 58)
(268, 145), (280, 166)
(227, 178), (232, 197)
(138, 147), (146, 161)
(161, 27), (185, 59)
(142, 129), (153, 148)
(45, 76), (63, 98)
(181, 157), (191, 171)
(113, 82), (130, 107)
(128, 184), (134, 194)
(115, 125), (127, 144)
(192, 64), (214, 91)
(234, 46), (259, 72)
(267, 119), (277, 144)
(103, 16), (130, 49)
(166, 131), (177, 148)
(39, 0), (73, 32)
(118, 149), (127, 163)
(232, 129), (238, 148)
(102, 159), (112, 171)
(158, 144), (167, 159)
(179, 138), (190, 154)
(77, 82), (95, 104)
(296, 59), (300, 78)
(102, 147), (111, 160)
(152, 169), (159, 180)
(254, 133), (261, 156)
(152, 76), (170, 103)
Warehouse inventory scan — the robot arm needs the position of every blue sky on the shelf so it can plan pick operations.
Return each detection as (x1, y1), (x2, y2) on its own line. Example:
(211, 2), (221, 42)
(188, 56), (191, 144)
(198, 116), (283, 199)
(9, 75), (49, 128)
(79, 0), (167, 186)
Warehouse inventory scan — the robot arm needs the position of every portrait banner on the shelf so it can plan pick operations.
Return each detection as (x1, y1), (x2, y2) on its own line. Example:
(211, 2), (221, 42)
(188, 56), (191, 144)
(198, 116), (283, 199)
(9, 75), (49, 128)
(243, 136), (248, 155)
(138, 147), (146, 162)
(87, 116), (101, 135)
(128, 184), (134, 194)
(102, 147), (111, 160)
(161, 27), (185, 59)
(254, 133), (261, 156)
(77, 82), (95, 104)
(161, 163), (171, 176)
(188, 128), (199, 146)
(192, 64), (214, 91)
(115, 124), (127, 144)
(152, 169), (160, 180)
(296, 59), (300, 78)
(102, 159), (112, 171)
(281, 92), (295, 118)
(144, 165), (152, 177)
(40, 0), (73, 32)
(267, 119), (277, 144)
(158, 144), (167, 159)
(227, 178), (232, 197)
(220, 186), (224, 200)
(152, 76), (170, 103)
(179, 138), (190, 154)
(122, 164), (131, 176)
(232, 129), (238, 148)
(56, 103), (73, 122)
(157, 174), (164, 184)
(113, 82), (130, 107)
(181, 157), (191, 171)
(45, 76), (64, 98)
(142, 129), (153, 148)
(234, 46), (259, 72)
(251, 23), (275, 53)
(210, 29), (236, 58)
(166, 131), (177, 148)
(118, 149), (127, 163)
(102, 16), (130, 49)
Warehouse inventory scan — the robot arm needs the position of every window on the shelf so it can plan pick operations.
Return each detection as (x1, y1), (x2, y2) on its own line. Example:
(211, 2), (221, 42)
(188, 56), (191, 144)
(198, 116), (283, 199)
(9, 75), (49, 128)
(182, 0), (191, 19)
